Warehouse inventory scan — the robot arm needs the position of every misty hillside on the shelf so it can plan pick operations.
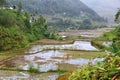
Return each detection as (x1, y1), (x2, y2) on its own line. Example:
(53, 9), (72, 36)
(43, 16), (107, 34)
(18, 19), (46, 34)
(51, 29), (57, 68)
(7, 0), (104, 21)
(80, 0), (120, 22)
(6, 0), (107, 30)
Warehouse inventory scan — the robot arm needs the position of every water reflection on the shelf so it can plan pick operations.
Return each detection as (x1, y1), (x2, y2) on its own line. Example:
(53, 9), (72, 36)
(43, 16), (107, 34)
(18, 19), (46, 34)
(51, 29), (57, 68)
(19, 50), (104, 72)
(0, 70), (58, 80)
(26, 41), (98, 54)
(0, 41), (103, 80)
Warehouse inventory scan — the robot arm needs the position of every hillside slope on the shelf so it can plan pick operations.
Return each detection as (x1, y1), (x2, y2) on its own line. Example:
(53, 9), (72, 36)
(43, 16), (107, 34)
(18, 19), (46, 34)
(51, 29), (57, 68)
(80, 0), (120, 23)
(6, 0), (106, 30)
(7, 0), (104, 21)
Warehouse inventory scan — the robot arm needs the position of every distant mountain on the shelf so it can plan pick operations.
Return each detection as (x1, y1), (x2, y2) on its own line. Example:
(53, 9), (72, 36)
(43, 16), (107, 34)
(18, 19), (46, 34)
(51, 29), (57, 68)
(6, 0), (106, 30)
(80, 0), (120, 23)
(7, 0), (104, 21)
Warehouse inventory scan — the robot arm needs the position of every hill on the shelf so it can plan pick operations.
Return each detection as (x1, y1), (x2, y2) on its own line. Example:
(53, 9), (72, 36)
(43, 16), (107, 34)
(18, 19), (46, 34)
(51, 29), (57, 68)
(80, 0), (120, 23)
(6, 0), (106, 30)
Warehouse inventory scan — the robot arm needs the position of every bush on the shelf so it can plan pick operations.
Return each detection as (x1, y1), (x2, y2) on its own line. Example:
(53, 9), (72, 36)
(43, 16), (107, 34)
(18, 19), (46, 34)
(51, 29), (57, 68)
(0, 26), (28, 51)
(0, 10), (17, 27)
(91, 40), (106, 49)
(69, 55), (120, 80)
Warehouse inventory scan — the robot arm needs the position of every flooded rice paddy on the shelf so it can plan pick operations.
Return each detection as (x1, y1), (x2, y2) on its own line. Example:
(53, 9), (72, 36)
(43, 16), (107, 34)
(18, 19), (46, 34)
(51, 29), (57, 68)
(0, 41), (105, 80)
(26, 41), (98, 54)
(0, 70), (58, 80)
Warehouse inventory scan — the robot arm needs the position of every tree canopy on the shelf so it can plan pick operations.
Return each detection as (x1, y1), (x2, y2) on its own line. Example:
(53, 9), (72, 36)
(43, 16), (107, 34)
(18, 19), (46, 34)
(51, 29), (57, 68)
(0, 0), (6, 6)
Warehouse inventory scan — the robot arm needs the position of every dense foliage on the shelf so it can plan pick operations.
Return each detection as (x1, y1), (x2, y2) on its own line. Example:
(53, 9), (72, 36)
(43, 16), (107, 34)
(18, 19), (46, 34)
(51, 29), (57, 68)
(0, 9), (58, 51)
(0, 0), (6, 6)
(69, 55), (120, 80)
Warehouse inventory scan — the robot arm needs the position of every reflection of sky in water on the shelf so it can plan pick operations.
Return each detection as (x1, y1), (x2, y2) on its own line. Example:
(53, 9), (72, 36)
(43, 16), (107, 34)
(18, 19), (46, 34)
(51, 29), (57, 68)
(0, 41), (104, 79)
(73, 41), (97, 50)
(25, 50), (63, 61)
(21, 50), (104, 72)
(26, 41), (98, 54)
(0, 70), (58, 80)
(65, 58), (89, 65)
(65, 58), (104, 66)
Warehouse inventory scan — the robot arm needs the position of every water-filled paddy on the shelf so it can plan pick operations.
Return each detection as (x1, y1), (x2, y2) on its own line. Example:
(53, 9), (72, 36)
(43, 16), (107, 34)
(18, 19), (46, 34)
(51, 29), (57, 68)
(0, 41), (105, 80)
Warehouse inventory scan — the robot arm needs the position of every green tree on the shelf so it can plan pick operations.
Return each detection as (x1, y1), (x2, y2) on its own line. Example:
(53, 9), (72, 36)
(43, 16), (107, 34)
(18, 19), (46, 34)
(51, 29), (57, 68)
(115, 9), (120, 22)
(0, 0), (6, 6)
(24, 11), (31, 30)
(80, 19), (92, 29)
(35, 15), (46, 26)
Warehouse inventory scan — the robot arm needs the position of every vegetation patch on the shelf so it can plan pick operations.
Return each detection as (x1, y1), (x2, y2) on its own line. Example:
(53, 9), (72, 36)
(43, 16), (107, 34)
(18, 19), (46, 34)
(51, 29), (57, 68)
(60, 50), (106, 59)
(48, 69), (67, 74)
(0, 9), (59, 51)
(91, 40), (106, 49)
(0, 52), (16, 61)
(69, 55), (120, 80)
(57, 72), (73, 80)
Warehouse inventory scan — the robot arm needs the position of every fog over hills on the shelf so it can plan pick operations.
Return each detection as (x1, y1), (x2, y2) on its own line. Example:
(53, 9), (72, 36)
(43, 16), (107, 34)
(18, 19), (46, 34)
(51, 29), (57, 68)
(6, 0), (107, 29)
(80, 0), (120, 23)
(7, 0), (104, 21)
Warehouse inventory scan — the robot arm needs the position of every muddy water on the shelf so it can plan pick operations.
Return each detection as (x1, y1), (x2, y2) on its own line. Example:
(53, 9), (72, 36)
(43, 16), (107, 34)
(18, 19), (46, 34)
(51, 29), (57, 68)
(19, 50), (103, 72)
(0, 70), (58, 80)
(0, 41), (104, 80)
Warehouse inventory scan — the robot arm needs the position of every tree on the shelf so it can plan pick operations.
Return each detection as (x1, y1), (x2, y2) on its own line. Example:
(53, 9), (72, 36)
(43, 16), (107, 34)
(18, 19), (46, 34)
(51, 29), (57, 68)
(0, 0), (6, 6)
(115, 9), (120, 22)
(80, 19), (92, 29)
(34, 15), (46, 26)
(24, 11), (31, 30)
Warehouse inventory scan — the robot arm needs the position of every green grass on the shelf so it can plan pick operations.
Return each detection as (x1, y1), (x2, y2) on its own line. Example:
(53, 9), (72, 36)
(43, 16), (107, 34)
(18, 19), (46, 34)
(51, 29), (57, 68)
(69, 55), (120, 80)
(0, 55), (13, 61)
(97, 32), (116, 41)
(91, 40), (106, 49)
(93, 28), (116, 41)
(91, 29), (115, 50)
(0, 52), (15, 61)
(60, 50), (106, 59)
(48, 69), (67, 74)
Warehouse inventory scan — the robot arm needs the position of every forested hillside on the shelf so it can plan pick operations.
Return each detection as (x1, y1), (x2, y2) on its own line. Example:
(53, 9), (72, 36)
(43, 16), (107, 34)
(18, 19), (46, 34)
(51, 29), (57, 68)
(7, 0), (103, 20)
(6, 0), (106, 30)
(0, 9), (58, 51)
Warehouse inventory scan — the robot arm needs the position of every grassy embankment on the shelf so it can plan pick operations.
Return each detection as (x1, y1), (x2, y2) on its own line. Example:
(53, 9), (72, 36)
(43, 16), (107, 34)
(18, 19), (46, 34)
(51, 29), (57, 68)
(91, 28), (116, 49)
